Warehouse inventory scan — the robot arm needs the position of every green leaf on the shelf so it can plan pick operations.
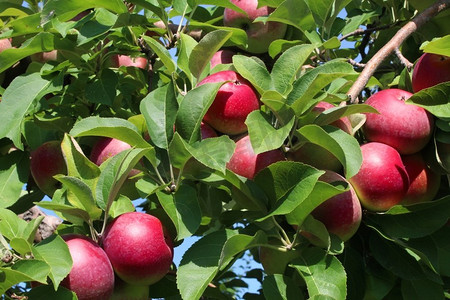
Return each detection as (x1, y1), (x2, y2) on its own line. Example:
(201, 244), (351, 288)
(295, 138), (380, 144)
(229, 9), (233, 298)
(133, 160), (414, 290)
(109, 195), (135, 218)
(140, 82), (178, 150)
(85, 69), (118, 106)
(421, 35), (450, 56)
(365, 196), (450, 239)
(37, 201), (91, 223)
(177, 33), (198, 84)
(0, 73), (51, 150)
(266, 0), (315, 33)
(168, 132), (193, 170)
(296, 125), (362, 178)
(25, 285), (77, 300)
(188, 21), (248, 49)
(0, 151), (29, 208)
(286, 180), (348, 227)
(313, 104), (378, 129)
(232, 55), (272, 94)
(271, 44), (315, 95)
(401, 279), (444, 300)
(175, 82), (223, 144)
(32, 234), (73, 289)
(263, 274), (304, 300)
(0, 260), (50, 295)
(246, 110), (295, 154)
(0, 208), (28, 240)
(9, 237), (33, 256)
(157, 183), (201, 241)
(254, 161), (323, 219)
(55, 175), (102, 220)
(141, 35), (176, 74)
(177, 229), (237, 300)
(303, 0), (334, 28)
(219, 231), (267, 268)
(291, 248), (346, 299)
(406, 82), (450, 118)
(189, 30), (233, 80)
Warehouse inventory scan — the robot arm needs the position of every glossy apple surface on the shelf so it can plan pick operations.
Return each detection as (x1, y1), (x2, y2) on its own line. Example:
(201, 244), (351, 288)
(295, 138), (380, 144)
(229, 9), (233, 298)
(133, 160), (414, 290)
(348, 142), (410, 212)
(30, 141), (67, 196)
(61, 234), (115, 300)
(223, 0), (287, 53)
(200, 121), (218, 139)
(198, 70), (260, 135)
(210, 49), (235, 69)
(102, 212), (173, 285)
(401, 152), (441, 205)
(412, 53), (450, 92)
(111, 55), (149, 70)
(363, 88), (434, 154)
(226, 135), (285, 179)
(310, 171), (362, 241)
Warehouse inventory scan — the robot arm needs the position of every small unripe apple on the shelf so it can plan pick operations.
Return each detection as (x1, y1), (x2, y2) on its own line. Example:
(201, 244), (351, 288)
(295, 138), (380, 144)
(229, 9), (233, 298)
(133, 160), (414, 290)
(223, 0), (287, 53)
(210, 49), (235, 69)
(226, 135), (285, 179)
(401, 152), (441, 205)
(348, 142), (410, 212)
(30, 141), (67, 196)
(308, 171), (362, 242)
(101, 212), (173, 286)
(111, 55), (149, 70)
(412, 53), (450, 92)
(363, 88), (434, 154)
(61, 234), (115, 300)
(198, 70), (260, 135)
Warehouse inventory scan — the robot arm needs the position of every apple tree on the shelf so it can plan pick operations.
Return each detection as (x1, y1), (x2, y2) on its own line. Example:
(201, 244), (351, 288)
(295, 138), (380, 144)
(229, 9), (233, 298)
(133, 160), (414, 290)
(0, 0), (450, 299)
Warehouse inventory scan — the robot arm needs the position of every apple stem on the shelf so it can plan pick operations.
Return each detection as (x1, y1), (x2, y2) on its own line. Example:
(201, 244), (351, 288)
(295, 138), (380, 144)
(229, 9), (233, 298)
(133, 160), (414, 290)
(347, 0), (450, 103)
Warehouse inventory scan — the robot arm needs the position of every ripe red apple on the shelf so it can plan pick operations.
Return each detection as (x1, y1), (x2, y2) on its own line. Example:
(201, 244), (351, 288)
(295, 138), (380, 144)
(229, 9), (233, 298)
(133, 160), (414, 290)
(223, 0), (287, 53)
(226, 135), (285, 179)
(31, 50), (58, 63)
(101, 212), (173, 286)
(0, 38), (12, 53)
(348, 142), (410, 212)
(363, 88), (434, 154)
(401, 152), (441, 205)
(210, 49), (235, 69)
(308, 171), (362, 242)
(412, 53), (450, 92)
(198, 70), (260, 135)
(61, 234), (115, 300)
(200, 121), (218, 139)
(30, 141), (67, 196)
(111, 55), (148, 70)
(259, 243), (301, 275)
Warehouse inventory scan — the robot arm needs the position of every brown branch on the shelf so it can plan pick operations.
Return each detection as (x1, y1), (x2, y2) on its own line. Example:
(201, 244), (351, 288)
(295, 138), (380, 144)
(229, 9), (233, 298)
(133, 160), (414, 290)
(347, 0), (450, 103)
(19, 206), (62, 243)
(339, 22), (401, 41)
(153, 20), (203, 41)
(394, 47), (414, 70)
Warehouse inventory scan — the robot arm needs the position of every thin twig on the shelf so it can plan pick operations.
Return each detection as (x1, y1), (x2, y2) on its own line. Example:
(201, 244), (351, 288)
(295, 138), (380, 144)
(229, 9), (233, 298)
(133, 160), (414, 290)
(347, 0), (450, 103)
(339, 22), (400, 41)
(394, 47), (414, 70)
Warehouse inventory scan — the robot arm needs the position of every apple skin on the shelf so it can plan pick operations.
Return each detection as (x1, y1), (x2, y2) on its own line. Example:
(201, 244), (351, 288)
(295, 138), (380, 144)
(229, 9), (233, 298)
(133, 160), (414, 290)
(61, 234), (115, 300)
(210, 49), (235, 69)
(309, 171), (362, 242)
(111, 55), (148, 70)
(401, 152), (441, 205)
(30, 141), (67, 196)
(31, 50), (59, 63)
(198, 70), (260, 135)
(363, 88), (434, 155)
(223, 0), (287, 53)
(200, 121), (218, 139)
(226, 135), (285, 180)
(101, 212), (174, 286)
(412, 53), (450, 92)
(348, 142), (410, 212)
(0, 38), (12, 53)
(259, 244), (301, 275)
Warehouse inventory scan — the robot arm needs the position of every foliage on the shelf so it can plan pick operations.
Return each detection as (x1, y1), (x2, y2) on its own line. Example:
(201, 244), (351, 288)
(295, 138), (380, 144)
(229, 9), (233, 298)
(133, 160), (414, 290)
(0, 0), (449, 299)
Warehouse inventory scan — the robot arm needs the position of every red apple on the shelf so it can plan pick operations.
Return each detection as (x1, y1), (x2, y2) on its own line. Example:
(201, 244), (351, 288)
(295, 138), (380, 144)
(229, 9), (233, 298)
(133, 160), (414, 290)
(412, 53), (450, 92)
(401, 152), (441, 205)
(363, 88), (434, 154)
(61, 234), (115, 300)
(30, 141), (67, 196)
(223, 0), (287, 53)
(101, 212), (173, 286)
(308, 171), (362, 242)
(198, 70), (260, 135)
(0, 38), (12, 53)
(210, 49), (235, 69)
(259, 243), (301, 275)
(313, 101), (353, 134)
(31, 50), (59, 63)
(111, 55), (148, 70)
(226, 135), (285, 179)
(200, 121), (218, 139)
(348, 142), (410, 212)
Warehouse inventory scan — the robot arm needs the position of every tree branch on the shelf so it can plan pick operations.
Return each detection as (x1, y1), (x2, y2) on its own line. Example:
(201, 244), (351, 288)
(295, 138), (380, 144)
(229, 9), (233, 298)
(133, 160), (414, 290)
(19, 206), (62, 243)
(347, 0), (450, 103)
